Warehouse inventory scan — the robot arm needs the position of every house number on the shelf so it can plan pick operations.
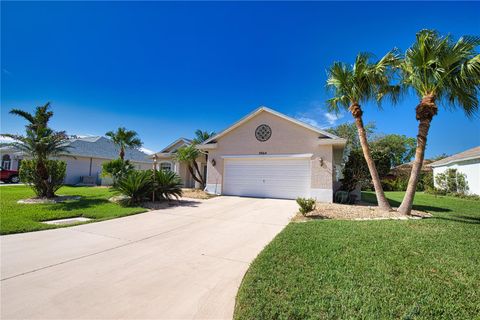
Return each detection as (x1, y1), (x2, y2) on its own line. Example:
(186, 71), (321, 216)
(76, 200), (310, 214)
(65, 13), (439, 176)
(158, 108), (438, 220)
(259, 152), (267, 155)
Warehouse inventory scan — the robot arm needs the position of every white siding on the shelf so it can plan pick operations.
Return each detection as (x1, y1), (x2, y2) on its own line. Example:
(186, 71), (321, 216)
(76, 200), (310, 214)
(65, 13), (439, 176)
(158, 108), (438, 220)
(433, 159), (480, 195)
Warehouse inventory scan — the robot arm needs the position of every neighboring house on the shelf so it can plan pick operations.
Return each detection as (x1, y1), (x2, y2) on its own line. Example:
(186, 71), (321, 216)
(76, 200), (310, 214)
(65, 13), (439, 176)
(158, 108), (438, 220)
(198, 107), (346, 202)
(0, 136), (152, 185)
(151, 138), (206, 188)
(430, 146), (480, 195)
(386, 160), (433, 180)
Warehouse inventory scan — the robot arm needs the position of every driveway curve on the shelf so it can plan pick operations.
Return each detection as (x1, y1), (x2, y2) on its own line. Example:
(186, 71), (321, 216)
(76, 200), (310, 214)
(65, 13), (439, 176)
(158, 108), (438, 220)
(1, 196), (296, 319)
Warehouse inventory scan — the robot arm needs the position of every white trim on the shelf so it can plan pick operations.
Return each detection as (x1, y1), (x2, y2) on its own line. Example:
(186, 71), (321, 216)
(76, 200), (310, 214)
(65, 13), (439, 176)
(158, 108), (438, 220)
(429, 155), (480, 167)
(310, 188), (333, 203)
(319, 139), (347, 146)
(158, 137), (192, 153)
(221, 153), (313, 160)
(201, 106), (343, 145)
(197, 143), (218, 150)
(158, 161), (173, 171)
(205, 183), (221, 195)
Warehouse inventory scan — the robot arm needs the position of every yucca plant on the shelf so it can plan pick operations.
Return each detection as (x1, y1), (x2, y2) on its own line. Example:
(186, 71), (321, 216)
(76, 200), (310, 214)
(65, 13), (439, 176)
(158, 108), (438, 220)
(153, 170), (183, 200)
(113, 170), (152, 206)
(397, 30), (480, 214)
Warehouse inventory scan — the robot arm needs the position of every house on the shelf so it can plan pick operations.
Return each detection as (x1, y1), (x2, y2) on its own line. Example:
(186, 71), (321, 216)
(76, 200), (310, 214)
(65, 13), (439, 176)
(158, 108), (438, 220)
(0, 136), (152, 185)
(198, 107), (346, 202)
(151, 138), (206, 188)
(386, 159), (433, 180)
(430, 146), (480, 195)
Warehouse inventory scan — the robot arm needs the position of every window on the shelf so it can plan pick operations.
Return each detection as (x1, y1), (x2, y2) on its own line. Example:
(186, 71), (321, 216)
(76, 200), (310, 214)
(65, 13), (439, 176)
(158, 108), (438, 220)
(2, 155), (11, 170)
(160, 162), (172, 171)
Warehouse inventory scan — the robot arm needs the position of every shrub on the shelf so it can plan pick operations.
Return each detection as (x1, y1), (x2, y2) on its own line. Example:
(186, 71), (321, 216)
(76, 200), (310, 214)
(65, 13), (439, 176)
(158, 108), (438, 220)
(19, 159), (66, 198)
(435, 168), (469, 194)
(102, 159), (134, 185)
(296, 197), (316, 215)
(153, 169), (183, 200)
(113, 170), (152, 206)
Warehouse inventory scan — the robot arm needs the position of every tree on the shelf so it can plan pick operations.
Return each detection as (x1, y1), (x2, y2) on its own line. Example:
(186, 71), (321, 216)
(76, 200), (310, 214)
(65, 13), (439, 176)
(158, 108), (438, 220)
(101, 158), (134, 186)
(326, 122), (376, 158)
(341, 149), (391, 192)
(174, 144), (205, 188)
(326, 51), (400, 211)
(371, 134), (416, 167)
(1, 102), (70, 198)
(192, 129), (216, 145)
(105, 127), (143, 160)
(397, 30), (480, 214)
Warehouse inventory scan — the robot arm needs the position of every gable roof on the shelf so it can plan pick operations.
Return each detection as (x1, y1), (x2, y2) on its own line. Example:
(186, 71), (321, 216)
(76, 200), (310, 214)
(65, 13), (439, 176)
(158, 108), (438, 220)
(429, 146), (480, 167)
(157, 137), (192, 154)
(201, 106), (344, 145)
(1, 136), (152, 163)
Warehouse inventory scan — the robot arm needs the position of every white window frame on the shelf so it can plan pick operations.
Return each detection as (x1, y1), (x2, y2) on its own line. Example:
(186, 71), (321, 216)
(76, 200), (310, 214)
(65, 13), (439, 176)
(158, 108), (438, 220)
(159, 161), (173, 171)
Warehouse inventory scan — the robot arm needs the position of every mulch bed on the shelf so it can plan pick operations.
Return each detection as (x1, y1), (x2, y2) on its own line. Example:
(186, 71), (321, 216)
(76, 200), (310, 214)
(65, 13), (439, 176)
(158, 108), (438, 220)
(181, 188), (217, 200)
(293, 202), (432, 221)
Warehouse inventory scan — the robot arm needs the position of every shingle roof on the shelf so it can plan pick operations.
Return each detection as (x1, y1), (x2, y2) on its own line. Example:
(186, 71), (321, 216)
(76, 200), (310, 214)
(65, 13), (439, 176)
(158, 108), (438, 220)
(65, 136), (151, 163)
(429, 146), (480, 167)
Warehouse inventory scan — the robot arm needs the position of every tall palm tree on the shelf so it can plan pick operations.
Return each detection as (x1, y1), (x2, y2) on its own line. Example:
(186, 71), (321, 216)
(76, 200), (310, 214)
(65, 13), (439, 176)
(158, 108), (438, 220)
(192, 129), (216, 145)
(326, 51), (400, 211)
(105, 127), (143, 160)
(397, 30), (480, 215)
(2, 102), (71, 198)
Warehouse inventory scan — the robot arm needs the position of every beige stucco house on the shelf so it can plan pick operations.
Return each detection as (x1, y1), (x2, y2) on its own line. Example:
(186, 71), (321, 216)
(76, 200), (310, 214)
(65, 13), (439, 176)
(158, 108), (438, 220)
(151, 138), (207, 188)
(198, 107), (346, 202)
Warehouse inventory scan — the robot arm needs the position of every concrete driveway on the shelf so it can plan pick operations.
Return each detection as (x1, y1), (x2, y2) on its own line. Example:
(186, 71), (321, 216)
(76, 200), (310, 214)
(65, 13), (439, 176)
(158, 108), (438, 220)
(1, 196), (296, 319)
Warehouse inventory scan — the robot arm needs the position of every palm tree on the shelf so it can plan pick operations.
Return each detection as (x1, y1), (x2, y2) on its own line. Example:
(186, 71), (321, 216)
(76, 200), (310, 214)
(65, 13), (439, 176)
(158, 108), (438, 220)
(105, 127), (143, 160)
(397, 30), (480, 215)
(192, 129), (216, 145)
(174, 144), (205, 188)
(2, 102), (71, 198)
(326, 51), (400, 211)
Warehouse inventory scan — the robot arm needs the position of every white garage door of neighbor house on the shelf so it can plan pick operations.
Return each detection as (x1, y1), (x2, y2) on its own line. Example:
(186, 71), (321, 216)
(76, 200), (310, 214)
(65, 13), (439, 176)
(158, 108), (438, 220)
(223, 157), (311, 199)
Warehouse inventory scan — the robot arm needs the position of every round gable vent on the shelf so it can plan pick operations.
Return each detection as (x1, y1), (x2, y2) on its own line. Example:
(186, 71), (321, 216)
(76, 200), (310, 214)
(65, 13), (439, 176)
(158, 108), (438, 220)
(255, 124), (272, 142)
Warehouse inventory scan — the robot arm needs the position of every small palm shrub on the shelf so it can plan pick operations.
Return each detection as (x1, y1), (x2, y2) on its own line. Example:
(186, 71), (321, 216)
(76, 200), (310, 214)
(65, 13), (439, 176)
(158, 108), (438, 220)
(19, 159), (66, 198)
(296, 197), (316, 216)
(102, 159), (134, 186)
(114, 170), (152, 206)
(153, 169), (183, 200)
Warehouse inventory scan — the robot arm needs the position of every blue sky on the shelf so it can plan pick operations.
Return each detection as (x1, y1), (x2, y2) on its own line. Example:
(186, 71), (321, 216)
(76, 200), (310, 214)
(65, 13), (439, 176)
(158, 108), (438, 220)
(1, 1), (479, 157)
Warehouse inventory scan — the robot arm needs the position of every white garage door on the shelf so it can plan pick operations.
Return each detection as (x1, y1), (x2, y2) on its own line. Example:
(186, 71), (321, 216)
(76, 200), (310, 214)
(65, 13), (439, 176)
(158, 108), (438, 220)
(223, 157), (311, 199)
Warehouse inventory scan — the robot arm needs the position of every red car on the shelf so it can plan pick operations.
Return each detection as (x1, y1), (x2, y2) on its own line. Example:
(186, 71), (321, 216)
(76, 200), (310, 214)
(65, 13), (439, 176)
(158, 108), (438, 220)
(0, 167), (20, 183)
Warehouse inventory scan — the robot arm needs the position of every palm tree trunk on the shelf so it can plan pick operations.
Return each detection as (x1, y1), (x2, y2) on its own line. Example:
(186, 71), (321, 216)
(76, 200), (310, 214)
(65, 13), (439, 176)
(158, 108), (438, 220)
(192, 160), (206, 188)
(188, 164), (204, 186)
(119, 147), (125, 161)
(350, 103), (392, 211)
(398, 95), (437, 215)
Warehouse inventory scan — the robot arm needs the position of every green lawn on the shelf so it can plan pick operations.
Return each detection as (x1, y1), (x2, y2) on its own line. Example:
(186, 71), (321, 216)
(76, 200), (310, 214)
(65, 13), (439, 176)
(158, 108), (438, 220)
(0, 185), (147, 235)
(234, 192), (480, 320)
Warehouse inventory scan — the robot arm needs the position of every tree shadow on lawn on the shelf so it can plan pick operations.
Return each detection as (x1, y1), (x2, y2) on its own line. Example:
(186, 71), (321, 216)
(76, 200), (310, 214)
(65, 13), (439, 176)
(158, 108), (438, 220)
(433, 214), (480, 225)
(44, 198), (110, 211)
(369, 197), (452, 213)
